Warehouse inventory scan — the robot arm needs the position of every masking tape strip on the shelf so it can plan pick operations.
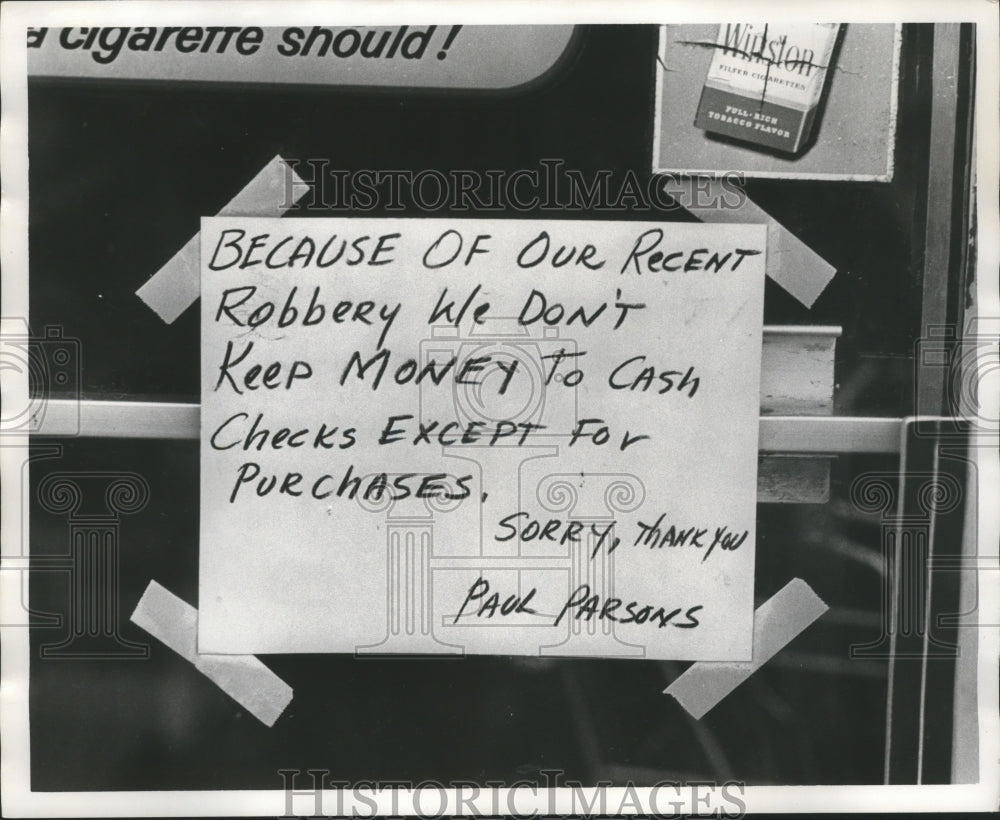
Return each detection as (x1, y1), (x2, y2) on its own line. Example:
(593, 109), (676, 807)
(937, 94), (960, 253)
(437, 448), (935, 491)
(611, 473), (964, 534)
(136, 154), (307, 324)
(664, 578), (828, 719)
(665, 178), (837, 308)
(130, 580), (293, 727)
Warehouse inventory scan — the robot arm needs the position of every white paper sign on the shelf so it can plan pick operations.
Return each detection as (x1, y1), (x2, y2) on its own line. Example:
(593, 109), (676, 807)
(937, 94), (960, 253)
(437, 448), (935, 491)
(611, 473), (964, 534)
(199, 217), (766, 660)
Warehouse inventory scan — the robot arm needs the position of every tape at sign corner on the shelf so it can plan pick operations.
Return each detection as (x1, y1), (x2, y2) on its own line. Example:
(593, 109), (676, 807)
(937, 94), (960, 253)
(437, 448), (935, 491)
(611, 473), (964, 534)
(135, 155), (308, 324)
(663, 177), (836, 308)
(130, 580), (293, 727)
(664, 578), (828, 720)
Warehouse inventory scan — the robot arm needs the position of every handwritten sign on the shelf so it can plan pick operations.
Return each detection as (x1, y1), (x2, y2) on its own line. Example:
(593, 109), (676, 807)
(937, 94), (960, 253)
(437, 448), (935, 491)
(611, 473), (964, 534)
(199, 218), (766, 660)
(27, 26), (575, 90)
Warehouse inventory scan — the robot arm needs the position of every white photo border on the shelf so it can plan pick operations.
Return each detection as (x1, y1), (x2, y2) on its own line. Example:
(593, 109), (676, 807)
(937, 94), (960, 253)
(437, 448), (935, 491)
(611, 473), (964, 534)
(1, 0), (998, 816)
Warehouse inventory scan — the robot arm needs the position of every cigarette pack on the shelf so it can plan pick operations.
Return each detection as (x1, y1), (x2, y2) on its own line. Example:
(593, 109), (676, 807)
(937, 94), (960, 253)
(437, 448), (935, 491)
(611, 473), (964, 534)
(694, 23), (842, 154)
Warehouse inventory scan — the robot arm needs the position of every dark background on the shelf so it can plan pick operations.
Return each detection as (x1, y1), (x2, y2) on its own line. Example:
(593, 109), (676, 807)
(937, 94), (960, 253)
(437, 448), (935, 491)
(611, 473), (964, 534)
(26, 24), (952, 789)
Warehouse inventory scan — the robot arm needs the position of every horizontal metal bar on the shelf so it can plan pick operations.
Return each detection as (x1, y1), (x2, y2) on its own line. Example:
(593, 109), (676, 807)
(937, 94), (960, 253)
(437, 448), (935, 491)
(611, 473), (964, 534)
(32, 400), (904, 454)
(758, 415), (902, 454)
(33, 400), (199, 440)
(762, 324), (842, 338)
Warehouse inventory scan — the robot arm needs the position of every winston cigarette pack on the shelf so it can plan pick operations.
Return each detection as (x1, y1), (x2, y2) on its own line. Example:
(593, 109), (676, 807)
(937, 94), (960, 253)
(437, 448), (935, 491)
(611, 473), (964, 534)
(694, 23), (842, 154)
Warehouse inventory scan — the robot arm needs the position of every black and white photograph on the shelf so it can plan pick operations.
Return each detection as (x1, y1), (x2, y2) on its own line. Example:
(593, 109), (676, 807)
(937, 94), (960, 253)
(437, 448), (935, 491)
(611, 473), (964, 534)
(1, 0), (998, 816)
